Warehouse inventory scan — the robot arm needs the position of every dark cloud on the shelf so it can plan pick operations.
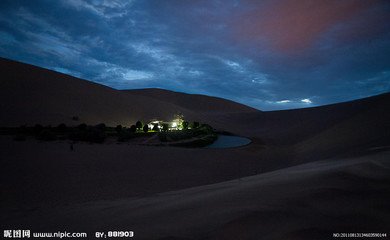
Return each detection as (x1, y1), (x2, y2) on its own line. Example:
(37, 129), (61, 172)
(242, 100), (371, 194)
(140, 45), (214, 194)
(231, 0), (379, 52)
(0, 0), (389, 110)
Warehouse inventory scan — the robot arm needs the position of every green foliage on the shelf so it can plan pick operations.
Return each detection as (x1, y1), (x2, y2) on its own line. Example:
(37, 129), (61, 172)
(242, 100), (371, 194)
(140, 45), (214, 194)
(115, 125), (123, 133)
(162, 123), (169, 132)
(33, 124), (43, 134)
(135, 121), (143, 130)
(95, 123), (106, 131)
(173, 113), (184, 128)
(6, 118), (214, 147)
(143, 124), (149, 133)
(78, 123), (87, 131)
(69, 125), (106, 143)
(157, 124), (216, 147)
(152, 124), (160, 132)
(129, 125), (137, 133)
(159, 130), (192, 142)
(191, 121), (200, 129)
(57, 123), (67, 132)
(182, 121), (189, 130)
(85, 127), (106, 143)
(37, 129), (57, 141)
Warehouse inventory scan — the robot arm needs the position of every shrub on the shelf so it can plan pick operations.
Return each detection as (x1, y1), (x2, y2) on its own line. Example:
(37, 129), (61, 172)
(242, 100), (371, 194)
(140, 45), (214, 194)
(162, 123), (169, 132)
(143, 124), (149, 133)
(152, 124), (160, 132)
(37, 129), (57, 141)
(163, 130), (193, 141)
(192, 124), (213, 136)
(192, 121), (200, 129)
(69, 126), (106, 143)
(95, 123), (106, 131)
(115, 125), (123, 133)
(86, 127), (106, 143)
(182, 121), (189, 130)
(78, 123), (87, 131)
(33, 124), (43, 135)
(129, 125), (137, 133)
(69, 130), (84, 141)
(57, 123), (67, 132)
(135, 121), (143, 130)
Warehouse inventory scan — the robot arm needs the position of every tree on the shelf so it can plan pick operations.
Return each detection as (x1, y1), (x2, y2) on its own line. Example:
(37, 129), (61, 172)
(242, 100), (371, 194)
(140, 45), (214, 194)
(19, 125), (27, 134)
(86, 128), (106, 143)
(192, 121), (200, 129)
(95, 123), (106, 131)
(115, 125), (123, 133)
(162, 123), (169, 132)
(57, 123), (67, 132)
(38, 129), (57, 141)
(33, 124), (43, 134)
(152, 124), (160, 132)
(129, 125), (137, 133)
(135, 121), (143, 130)
(182, 121), (189, 130)
(174, 113), (184, 129)
(143, 124), (149, 133)
(78, 123), (87, 131)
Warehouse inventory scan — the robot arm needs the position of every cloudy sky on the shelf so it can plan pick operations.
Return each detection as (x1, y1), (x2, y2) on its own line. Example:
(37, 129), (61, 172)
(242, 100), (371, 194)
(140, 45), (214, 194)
(0, 0), (389, 110)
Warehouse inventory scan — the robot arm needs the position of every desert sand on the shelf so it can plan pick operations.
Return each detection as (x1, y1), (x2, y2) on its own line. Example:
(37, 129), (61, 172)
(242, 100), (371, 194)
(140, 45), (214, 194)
(1, 58), (389, 239)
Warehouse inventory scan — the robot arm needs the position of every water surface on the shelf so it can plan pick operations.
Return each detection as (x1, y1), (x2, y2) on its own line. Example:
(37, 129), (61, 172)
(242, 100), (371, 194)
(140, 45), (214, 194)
(206, 135), (251, 149)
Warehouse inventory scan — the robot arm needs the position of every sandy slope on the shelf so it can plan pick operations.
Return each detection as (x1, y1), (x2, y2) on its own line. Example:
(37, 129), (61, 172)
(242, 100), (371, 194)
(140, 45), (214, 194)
(128, 88), (259, 113)
(0, 58), (256, 127)
(0, 136), (266, 208)
(0, 57), (189, 126)
(2, 150), (389, 239)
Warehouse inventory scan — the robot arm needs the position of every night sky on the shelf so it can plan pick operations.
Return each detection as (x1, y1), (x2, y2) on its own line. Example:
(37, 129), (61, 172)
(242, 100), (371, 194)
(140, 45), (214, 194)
(0, 0), (389, 110)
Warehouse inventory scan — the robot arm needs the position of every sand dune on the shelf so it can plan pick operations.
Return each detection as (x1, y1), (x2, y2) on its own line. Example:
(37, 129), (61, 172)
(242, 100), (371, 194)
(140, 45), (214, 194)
(2, 150), (389, 239)
(1, 58), (390, 239)
(129, 88), (259, 113)
(0, 58), (256, 127)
